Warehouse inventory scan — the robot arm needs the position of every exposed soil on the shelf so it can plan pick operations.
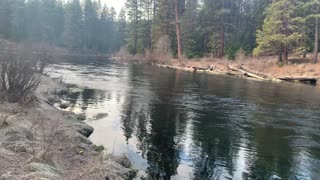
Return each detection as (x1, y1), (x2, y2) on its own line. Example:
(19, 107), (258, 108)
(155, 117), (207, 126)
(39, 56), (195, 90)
(112, 53), (320, 86)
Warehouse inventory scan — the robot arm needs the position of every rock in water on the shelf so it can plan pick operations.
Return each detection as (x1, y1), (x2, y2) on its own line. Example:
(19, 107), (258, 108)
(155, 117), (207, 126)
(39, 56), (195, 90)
(94, 113), (109, 120)
(74, 123), (94, 137)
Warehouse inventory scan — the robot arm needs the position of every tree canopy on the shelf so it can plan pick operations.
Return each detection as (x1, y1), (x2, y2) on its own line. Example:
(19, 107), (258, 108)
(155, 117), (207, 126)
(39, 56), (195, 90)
(0, 0), (318, 62)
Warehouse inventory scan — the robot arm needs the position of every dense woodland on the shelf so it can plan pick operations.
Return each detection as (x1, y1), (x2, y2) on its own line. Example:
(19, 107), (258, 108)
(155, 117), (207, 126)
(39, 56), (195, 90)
(0, 0), (124, 52)
(0, 0), (319, 63)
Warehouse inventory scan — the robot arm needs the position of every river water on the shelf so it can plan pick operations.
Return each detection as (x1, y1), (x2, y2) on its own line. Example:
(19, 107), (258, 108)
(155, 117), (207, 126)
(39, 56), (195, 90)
(50, 57), (320, 180)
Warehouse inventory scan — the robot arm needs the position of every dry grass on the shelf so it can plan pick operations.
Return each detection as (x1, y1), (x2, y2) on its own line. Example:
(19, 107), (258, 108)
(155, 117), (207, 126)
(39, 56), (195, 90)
(0, 76), (135, 180)
(118, 51), (320, 80)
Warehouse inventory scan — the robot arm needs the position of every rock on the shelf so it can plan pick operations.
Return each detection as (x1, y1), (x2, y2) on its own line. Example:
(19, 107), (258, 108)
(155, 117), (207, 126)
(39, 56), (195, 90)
(59, 103), (69, 109)
(76, 113), (86, 121)
(93, 145), (105, 152)
(93, 113), (108, 120)
(112, 155), (132, 168)
(74, 134), (92, 145)
(74, 123), (94, 138)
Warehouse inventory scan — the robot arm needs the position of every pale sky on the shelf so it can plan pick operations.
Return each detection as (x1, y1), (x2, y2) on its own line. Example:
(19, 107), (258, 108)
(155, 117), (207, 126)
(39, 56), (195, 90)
(101, 0), (125, 13)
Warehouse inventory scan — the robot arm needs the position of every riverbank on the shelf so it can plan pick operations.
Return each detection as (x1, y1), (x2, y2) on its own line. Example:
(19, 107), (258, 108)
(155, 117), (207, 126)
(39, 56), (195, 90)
(0, 75), (136, 179)
(112, 53), (320, 86)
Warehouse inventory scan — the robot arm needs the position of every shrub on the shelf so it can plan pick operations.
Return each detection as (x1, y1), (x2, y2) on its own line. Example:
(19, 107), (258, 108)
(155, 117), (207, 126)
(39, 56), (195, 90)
(0, 53), (40, 103)
(36, 44), (54, 74)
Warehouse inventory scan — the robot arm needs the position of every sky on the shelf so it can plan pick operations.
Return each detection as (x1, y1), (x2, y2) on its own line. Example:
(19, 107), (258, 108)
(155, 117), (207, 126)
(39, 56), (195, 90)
(101, 0), (125, 13)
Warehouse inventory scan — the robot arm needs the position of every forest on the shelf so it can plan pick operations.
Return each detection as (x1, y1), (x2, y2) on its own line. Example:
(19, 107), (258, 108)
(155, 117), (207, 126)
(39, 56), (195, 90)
(0, 0), (319, 63)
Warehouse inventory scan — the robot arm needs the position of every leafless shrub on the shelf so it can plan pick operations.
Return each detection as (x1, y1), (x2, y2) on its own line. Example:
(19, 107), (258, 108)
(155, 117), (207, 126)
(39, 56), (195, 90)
(0, 53), (40, 103)
(154, 35), (171, 56)
(152, 35), (172, 64)
(0, 114), (10, 129)
(36, 44), (54, 75)
(30, 114), (60, 165)
(143, 49), (156, 63)
(235, 48), (247, 62)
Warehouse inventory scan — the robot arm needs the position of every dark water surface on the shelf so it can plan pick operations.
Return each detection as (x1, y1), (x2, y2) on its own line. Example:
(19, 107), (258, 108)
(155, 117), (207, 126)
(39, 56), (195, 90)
(51, 57), (320, 180)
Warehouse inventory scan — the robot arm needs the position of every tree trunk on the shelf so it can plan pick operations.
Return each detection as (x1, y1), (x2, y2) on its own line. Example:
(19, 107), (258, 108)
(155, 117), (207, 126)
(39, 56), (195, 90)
(133, 0), (138, 55)
(175, 0), (182, 61)
(314, 18), (319, 64)
(220, 27), (225, 57)
(283, 46), (288, 63)
(303, 52), (307, 58)
(133, 28), (137, 55)
(278, 51), (283, 63)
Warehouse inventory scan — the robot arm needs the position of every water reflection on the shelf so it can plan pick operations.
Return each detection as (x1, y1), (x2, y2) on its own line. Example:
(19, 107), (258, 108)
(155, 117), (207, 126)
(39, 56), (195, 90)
(51, 58), (320, 179)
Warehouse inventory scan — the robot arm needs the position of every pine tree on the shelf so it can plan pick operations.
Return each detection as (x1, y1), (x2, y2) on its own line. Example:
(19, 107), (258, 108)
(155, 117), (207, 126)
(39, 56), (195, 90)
(201, 0), (233, 58)
(25, 0), (43, 42)
(84, 0), (99, 49)
(152, 0), (175, 55)
(64, 0), (83, 49)
(108, 7), (117, 52)
(303, 0), (320, 63)
(254, 0), (304, 63)
(181, 0), (200, 58)
(99, 5), (110, 51)
(116, 8), (127, 50)
(174, 0), (182, 60)
(40, 0), (64, 44)
(126, 0), (141, 54)
(10, 0), (27, 41)
(0, 0), (13, 38)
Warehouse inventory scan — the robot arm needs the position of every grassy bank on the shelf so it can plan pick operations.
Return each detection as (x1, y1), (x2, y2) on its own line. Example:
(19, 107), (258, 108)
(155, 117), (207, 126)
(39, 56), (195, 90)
(0, 75), (136, 180)
(112, 52), (320, 86)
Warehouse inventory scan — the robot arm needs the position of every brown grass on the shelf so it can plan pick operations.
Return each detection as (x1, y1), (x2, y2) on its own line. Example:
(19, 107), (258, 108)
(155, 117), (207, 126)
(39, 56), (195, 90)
(0, 76), (136, 180)
(114, 51), (320, 80)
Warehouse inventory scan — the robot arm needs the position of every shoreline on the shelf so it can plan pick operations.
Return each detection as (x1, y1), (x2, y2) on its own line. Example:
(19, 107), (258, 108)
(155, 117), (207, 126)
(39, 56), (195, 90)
(112, 55), (320, 87)
(0, 75), (136, 180)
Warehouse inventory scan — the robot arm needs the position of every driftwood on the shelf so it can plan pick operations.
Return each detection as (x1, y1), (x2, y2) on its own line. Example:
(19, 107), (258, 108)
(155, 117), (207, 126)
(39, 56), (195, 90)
(228, 65), (267, 80)
(164, 63), (318, 86)
(279, 77), (317, 85)
(239, 65), (270, 79)
(192, 66), (215, 72)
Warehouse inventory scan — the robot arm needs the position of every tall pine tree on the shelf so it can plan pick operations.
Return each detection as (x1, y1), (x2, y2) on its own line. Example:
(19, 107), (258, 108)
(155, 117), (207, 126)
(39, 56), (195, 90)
(254, 0), (304, 63)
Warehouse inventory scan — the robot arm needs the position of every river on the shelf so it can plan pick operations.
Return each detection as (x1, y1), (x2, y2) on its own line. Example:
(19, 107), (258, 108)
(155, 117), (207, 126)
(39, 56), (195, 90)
(50, 57), (320, 180)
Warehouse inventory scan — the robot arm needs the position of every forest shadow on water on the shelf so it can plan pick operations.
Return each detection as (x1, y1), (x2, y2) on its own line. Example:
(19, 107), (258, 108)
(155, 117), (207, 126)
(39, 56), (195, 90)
(50, 57), (320, 180)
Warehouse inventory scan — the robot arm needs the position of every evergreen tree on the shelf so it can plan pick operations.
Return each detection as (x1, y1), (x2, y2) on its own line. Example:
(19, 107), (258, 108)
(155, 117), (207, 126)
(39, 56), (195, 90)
(303, 0), (320, 63)
(99, 5), (110, 51)
(84, 0), (98, 49)
(152, 0), (175, 55)
(181, 0), (200, 58)
(126, 0), (141, 54)
(40, 0), (64, 44)
(254, 0), (304, 63)
(0, 0), (13, 38)
(116, 8), (127, 50)
(64, 0), (83, 49)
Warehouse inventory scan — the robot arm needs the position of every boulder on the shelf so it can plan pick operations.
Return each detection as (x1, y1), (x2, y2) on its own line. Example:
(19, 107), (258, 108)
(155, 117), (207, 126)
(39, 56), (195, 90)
(74, 123), (94, 138)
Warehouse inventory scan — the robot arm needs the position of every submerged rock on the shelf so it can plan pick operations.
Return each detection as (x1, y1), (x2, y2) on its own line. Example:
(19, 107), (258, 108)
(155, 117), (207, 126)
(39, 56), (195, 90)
(93, 113), (108, 120)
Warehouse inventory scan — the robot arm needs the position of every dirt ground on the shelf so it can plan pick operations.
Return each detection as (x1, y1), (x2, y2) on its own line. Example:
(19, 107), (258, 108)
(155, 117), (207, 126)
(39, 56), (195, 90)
(113, 53), (320, 85)
(0, 76), (136, 180)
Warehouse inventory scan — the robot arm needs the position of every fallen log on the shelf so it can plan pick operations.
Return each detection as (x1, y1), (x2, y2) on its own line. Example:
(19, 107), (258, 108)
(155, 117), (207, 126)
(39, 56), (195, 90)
(228, 65), (267, 80)
(279, 77), (317, 85)
(240, 66), (270, 79)
(192, 66), (215, 72)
